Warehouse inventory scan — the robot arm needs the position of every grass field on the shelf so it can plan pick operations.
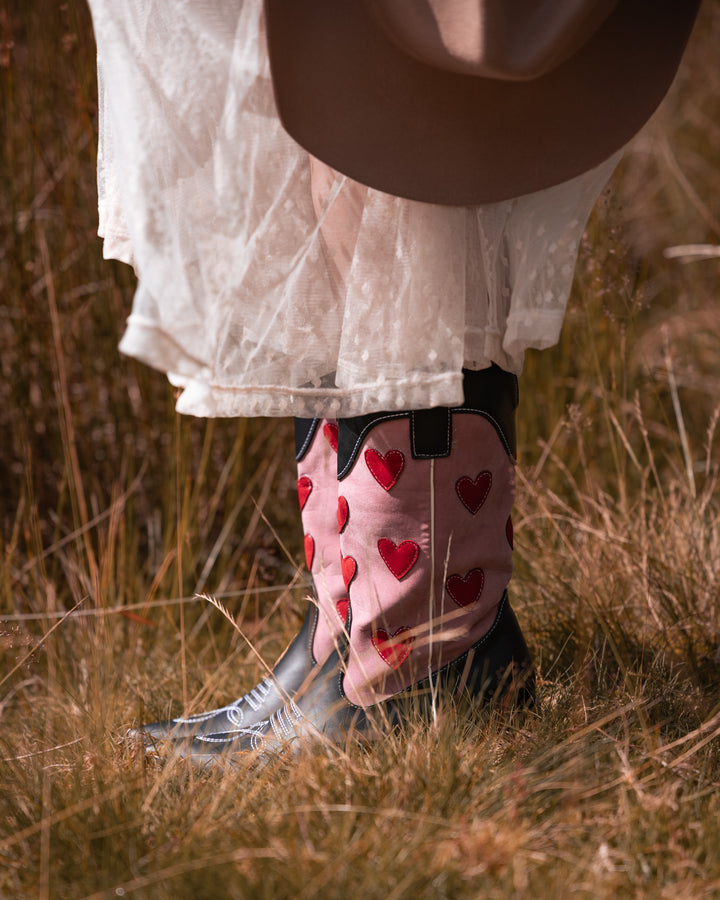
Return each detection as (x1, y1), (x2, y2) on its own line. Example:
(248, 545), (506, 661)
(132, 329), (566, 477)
(2, 1), (720, 897)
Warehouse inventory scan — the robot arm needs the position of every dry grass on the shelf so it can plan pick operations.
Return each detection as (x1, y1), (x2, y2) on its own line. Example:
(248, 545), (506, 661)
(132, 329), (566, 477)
(2, 1), (720, 897)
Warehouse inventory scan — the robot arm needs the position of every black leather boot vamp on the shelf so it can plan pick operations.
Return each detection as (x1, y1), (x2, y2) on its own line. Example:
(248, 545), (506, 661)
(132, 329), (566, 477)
(166, 593), (534, 767)
(129, 602), (322, 743)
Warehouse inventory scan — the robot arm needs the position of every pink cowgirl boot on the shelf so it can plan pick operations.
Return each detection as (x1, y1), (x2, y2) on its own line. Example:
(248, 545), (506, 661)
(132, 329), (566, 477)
(133, 418), (349, 742)
(182, 367), (533, 764)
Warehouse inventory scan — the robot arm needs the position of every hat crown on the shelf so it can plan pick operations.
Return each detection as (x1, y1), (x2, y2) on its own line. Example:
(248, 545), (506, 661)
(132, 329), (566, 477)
(365, 0), (621, 80)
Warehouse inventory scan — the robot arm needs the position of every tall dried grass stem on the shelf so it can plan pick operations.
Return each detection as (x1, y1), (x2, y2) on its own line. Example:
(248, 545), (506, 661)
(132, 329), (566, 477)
(38, 226), (99, 592)
(663, 332), (696, 499)
(0, 596), (86, 690)
(198, 592), (280, 681)
(660, 137), (720, 236)
(18, 464), (146, 576)
(664, 243), (720, 261)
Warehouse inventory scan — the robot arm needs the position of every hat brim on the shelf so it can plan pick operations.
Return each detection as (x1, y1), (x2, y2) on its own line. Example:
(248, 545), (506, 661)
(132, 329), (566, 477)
(265, 0), (700, 204)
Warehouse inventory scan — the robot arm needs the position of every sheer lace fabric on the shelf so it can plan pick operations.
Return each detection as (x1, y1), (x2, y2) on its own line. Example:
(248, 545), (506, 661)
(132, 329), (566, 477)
(90, 0), (619, 419)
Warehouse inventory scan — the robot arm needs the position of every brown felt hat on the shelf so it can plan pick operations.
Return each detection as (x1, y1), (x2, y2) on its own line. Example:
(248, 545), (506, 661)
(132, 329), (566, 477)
(264, 0), (701, 204)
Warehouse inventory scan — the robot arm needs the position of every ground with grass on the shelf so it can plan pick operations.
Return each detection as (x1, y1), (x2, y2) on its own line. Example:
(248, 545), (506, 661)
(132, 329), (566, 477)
(2, 2), (720, 898)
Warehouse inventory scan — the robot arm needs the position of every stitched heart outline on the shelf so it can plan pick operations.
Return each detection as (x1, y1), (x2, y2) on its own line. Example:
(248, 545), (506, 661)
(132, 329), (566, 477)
(337, 495), (349, 533)
(341, 554), (357, 592)
(304, 534), (314, 570)
(365, 448), (405, 491)
(446, 568), (485, 607)
(297, 476), (312, 511)
(323, 422), (339, 452)
(377, 538), (419, 580)
(336, 598), (349, 624)
(455, 471), (492, 514)
(372, 626), (413, 669)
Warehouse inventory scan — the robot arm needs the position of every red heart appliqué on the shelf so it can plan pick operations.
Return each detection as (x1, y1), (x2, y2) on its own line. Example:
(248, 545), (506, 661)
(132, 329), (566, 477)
(341, 554), (357, 592)
(365, 448), (405, 491)
(456, 471), (492, 514)
(372, 626), (413, 669)
(336, 598), (349, 624)
(297, 475), (312, 511)
(323, 422), (339, 453)
(304, 534), (314, 570)
(337, 495), (349, 533)
(377, 538), (419, 580)
(506, 516), (514, 549)
(446, 568), (485, 607)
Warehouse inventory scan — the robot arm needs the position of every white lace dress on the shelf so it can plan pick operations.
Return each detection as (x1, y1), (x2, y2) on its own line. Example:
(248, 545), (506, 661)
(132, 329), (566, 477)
(89, 0), (619, 419)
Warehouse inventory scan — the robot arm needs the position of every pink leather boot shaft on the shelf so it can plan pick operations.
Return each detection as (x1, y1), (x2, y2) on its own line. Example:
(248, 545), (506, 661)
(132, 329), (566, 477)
(168, 372), (530, 763)
(337, 393), (516, 706)
(295, 418), (349, 663)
